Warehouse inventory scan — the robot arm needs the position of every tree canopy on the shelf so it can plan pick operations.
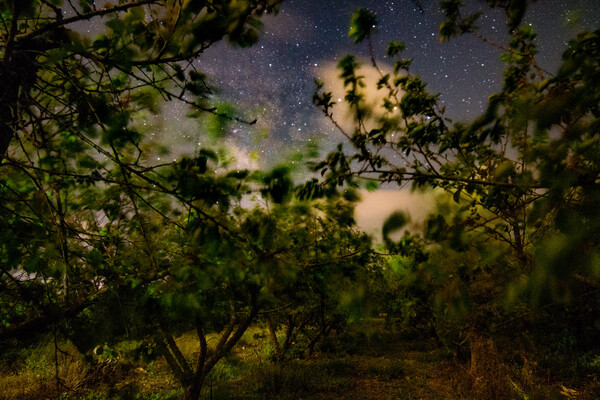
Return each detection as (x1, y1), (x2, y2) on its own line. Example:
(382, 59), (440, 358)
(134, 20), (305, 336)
(310, 1), (600, 349)
(2, 0), (600, 399)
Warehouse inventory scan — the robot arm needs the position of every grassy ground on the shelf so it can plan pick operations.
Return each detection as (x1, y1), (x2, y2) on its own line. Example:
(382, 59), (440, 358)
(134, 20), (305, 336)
(1, 321), (599, 400)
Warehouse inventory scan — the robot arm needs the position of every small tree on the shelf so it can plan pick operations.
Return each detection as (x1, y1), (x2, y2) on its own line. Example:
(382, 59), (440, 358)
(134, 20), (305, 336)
(257, 193), (372, 362)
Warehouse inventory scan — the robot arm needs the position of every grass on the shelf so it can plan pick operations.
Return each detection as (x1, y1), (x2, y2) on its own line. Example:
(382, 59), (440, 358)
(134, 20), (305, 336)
(2, 322), (600, 400)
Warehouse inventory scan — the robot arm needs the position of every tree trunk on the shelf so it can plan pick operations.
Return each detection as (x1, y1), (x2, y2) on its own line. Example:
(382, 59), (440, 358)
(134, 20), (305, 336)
(467, 329), (508, 399)
(183, 376), (205, 400)
(304, 322), (329, 357)
(281, 316), (295, 358)
(0, 67), (20, 159)
(265, 316), (281, 362)
(0, 24), (66, 159)
(177, 300), (259, 400)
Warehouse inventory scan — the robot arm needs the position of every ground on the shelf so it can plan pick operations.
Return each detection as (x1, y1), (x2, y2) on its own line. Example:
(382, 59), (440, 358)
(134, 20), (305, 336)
(1, 322), (598, 399)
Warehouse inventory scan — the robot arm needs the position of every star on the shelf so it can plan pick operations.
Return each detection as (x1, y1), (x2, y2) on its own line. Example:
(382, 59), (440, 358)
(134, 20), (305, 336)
(157, 0), (600, 165)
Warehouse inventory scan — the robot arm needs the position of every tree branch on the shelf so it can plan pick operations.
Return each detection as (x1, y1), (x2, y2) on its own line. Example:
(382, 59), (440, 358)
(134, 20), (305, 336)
(20, 0), (158, 41)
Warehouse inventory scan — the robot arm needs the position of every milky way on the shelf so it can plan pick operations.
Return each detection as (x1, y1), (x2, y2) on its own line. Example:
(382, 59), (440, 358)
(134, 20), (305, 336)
(164, 0), (600, 167)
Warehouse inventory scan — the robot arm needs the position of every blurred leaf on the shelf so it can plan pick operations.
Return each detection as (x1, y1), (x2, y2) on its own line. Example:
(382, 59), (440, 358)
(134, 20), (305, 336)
(349, 8), (378, 43)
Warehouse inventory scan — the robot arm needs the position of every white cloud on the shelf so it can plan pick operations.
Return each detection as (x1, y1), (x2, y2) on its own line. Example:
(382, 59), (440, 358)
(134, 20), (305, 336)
(312, 61), (431, 240)
(354, 188), (435, 241)
(223, 139), (261, 170)
(313, 59), (403, 133)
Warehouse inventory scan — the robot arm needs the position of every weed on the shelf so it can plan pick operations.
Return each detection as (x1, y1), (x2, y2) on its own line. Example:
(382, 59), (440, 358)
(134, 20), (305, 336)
(244, 358), (352, 399)
(2, 324), (600, 400)
(207, 356), (243, 381)
(364, 358), (404, 380)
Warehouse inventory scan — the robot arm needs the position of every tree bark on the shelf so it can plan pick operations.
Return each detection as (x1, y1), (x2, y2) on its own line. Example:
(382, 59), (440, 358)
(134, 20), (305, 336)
(0, 30), (66, 159)
(281, 316), (295, 358)
(168, 295), (259, 400)
(265, 316), (281, 361)
(183, 376), (205, 400)
(304, 322), (329, 357)
(0, 64), (21, 159)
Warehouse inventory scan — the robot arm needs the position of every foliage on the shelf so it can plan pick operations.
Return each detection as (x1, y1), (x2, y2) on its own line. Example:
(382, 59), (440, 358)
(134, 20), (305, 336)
(0, 0), (281, 331)
(258, 193), (372, 362)
(0, 1), (336, 400)
(2, 0), (600, 398)
(3, 319), (600, 399)
(349, 8), (378, 44)
(308, 2), (600, 367)
(0, 0), (372, 389)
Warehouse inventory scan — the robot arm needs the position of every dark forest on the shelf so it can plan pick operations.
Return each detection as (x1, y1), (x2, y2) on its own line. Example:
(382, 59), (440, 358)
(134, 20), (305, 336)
(1, 1), (600, 399)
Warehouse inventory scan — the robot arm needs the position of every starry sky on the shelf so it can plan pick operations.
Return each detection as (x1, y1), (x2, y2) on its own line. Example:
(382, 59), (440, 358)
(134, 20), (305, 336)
(172, 0), (600, 169)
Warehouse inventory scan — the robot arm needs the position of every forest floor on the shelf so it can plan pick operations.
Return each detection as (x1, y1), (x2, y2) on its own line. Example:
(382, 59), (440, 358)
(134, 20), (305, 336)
(1, 321), (599, 399)
(190, 333), (463, 400)
(337, 339), (453, 400)
(151, 325), (598, 400)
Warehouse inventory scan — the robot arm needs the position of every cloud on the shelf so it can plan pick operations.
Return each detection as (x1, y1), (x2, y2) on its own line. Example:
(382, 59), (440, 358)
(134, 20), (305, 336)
(313, 61), (432, 241)
(222, 139), (261, 170)
(313, 59), (402, 133)
(354, 188), (435, 241)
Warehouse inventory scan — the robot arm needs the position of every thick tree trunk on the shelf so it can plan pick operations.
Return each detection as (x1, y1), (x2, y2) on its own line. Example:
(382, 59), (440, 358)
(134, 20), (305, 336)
(163, 299), (259, 400)
(281, 316), (295, 358)
(304, 322), (329, 357)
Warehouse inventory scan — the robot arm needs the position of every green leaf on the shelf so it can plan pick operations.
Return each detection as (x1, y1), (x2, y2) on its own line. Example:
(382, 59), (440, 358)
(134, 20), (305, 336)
(382, 211), (408, 243)
(453, 186), (462, 203)
(44, 47), (69, 64)
(494, 160), (514, 181)
(79, 0), (93, 12)
(386, 41), (405, 58)
(206, 103), (237, 138)
(105, 18), (126, 34)
(365, 181), (379, 192)
(349, 8), (378, 43)
(173, 64), (186, 82)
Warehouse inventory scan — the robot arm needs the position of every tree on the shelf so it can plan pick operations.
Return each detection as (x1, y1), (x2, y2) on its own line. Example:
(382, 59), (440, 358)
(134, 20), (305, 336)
(0, 1), (292, 398)
(52, 164), (370, 399)
(0, 3), (371, 386)
(310, 3), (600, 358)
(0, 0), (281, 333)
(0, 0), (280, 158)
(257, 193), (372, 362)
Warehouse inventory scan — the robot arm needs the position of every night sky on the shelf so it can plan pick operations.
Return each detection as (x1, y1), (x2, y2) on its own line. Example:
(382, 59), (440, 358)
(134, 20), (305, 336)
(157, 0), (600, 169)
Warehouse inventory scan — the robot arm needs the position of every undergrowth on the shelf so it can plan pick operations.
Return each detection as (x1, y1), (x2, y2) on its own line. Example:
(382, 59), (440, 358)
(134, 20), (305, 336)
(1, 321), (599, 400)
